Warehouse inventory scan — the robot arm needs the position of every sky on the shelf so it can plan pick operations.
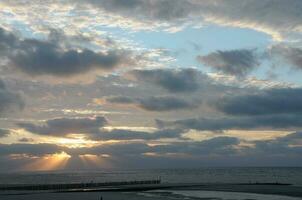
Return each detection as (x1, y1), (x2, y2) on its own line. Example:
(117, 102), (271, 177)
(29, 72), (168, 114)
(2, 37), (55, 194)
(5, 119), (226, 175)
(0, 0), (302, 171)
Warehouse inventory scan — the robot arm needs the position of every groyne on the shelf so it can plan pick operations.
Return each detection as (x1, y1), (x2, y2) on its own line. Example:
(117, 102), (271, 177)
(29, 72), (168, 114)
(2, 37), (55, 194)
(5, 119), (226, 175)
(0, 179), (161, 191)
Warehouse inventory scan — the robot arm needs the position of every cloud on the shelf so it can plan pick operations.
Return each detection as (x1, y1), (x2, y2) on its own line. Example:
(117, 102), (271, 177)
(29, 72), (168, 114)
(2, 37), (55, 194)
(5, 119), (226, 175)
(138, 96), (200, 111)
(0, 129), (10, 138)
(149, 136), (240, 156)
(214, 88), (302, 115)
(0, 143), (61, 156)
(0, 133), (297, 159)
(131, 68), (202, 93)
(0, 136), (239, 160)
(17, 115), (184, 141)
(0, 27), (17, 55)
(90, 128), (185, 141)
(12, 47), (130, 77)
(73, 0), (302, 39)
(77, 0), (194, 22)
(18, 138), (35, 143)
(0, 80), (24, 116)
(3, 0), (302, 40)
(200, 44), (302, 77)
(271, 131), (302, 147)
(1, 132), (302, 170)
(198, 49), (260, 77)
(105, 95), (201, 111)
(196, 0), (302, 41)
(65, 136), (240, 157)
(251, 131), (302, 155)
(18, 116), (108, 136)
(105, 96), (136, 104)
(270, 45), (302, 70)
(0, 28), (134, 77)
(156, 114), (302, 131)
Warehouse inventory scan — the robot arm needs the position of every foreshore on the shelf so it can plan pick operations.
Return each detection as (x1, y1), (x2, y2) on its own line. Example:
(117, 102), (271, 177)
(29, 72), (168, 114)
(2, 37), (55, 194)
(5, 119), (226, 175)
(1, 182), (302, 200)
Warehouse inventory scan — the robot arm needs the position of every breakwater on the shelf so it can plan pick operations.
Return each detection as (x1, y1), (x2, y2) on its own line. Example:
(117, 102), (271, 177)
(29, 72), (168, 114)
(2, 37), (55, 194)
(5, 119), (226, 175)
(0, 179), (161, 191)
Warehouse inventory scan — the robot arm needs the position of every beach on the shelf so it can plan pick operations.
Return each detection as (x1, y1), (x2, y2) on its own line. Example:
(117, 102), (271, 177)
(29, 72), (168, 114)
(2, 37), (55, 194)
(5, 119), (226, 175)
(1, 191), (158, 200)
(1, 183), (302, 200)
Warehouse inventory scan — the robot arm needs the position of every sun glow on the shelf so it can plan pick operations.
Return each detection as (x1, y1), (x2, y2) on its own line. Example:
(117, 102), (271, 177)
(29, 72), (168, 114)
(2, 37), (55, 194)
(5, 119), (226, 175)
(79, 154), (111, 168)
(22, 152), (71, 171)
(79, 154), (102, 167)
(57, 136), (98, 148)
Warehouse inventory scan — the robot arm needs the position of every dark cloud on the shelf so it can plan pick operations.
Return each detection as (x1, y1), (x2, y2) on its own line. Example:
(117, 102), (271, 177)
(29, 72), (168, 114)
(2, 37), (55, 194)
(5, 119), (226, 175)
(269, 131), (302, 147)
(1, 133), (302, 169)
(90, 128), (185, 141)
(0, 137), (239, 160)
(0, 80), (24, 116)
(0, 27), (134, 77)
(251, 132), (302, 155)
(17, 115), (184, 141)
(131, 68), (201, 93)
(105, 96), (136, 104)
(4, 0), (302, 40)
(0, 143), (61, 156)
(18, 116), (108, 136)
(156, 114), (302, 131)
(198, 49), (260, 76)
(65, 136), (240, 157)
(214, 88), (302, 116)
(270, 45), (302, 70)
(0, 129), (10, 138)
(68, 142), (150, 157)
(138, 96), (200, 111)
(0, 133), (297, 159)
(280, 131), (302, 142)
(0, 27), (17, 55)
(79, 0), (194, 21)
(72, 0), (302, 40)
(150, 136), (240, 155)
(105, 95), (201, 111)
(197, 0), (302, 40)
(18, 138), (35, 143)
(12, 46), (129, 76)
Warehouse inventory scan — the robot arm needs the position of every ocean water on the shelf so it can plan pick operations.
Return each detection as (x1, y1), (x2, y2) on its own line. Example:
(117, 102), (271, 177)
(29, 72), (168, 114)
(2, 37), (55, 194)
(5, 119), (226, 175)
(0, 167), (302, 186)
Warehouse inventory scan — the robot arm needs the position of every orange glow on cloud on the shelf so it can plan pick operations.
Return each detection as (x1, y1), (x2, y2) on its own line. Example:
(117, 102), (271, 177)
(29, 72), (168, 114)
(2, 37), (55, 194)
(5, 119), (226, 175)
(22, 152), (71, 171)
(56, 135), (99, 148)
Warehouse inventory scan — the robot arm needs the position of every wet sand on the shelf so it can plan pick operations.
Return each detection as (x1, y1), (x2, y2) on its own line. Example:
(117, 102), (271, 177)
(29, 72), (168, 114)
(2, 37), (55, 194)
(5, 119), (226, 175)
(0, 191), (165, 200)
(1, 183), (302, 200)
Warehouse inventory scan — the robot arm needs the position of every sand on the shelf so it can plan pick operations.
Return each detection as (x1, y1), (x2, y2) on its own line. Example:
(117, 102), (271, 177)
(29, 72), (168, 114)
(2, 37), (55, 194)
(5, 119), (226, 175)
(1, 183), (302, 200)
(0, 191), (166, 200)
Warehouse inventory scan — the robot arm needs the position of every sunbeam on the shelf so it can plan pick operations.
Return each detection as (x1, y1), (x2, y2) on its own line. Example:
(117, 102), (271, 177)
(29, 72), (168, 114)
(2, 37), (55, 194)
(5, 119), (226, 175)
(79, 154), (112, 169)
(22, 152), (71, 171)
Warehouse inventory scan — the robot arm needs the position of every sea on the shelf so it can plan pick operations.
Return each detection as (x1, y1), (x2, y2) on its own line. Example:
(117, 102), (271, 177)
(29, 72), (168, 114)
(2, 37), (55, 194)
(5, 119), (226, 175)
(0, 167), (302, 185)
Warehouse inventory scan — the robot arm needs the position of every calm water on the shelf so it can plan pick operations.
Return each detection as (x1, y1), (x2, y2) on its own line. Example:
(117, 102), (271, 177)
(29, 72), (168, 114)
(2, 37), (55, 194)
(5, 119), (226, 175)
(1, 167), (302, 186)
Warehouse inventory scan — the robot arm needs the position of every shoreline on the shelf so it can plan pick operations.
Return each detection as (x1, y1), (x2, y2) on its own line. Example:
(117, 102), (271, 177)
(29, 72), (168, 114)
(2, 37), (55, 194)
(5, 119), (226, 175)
(1, 183), (302, 199)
